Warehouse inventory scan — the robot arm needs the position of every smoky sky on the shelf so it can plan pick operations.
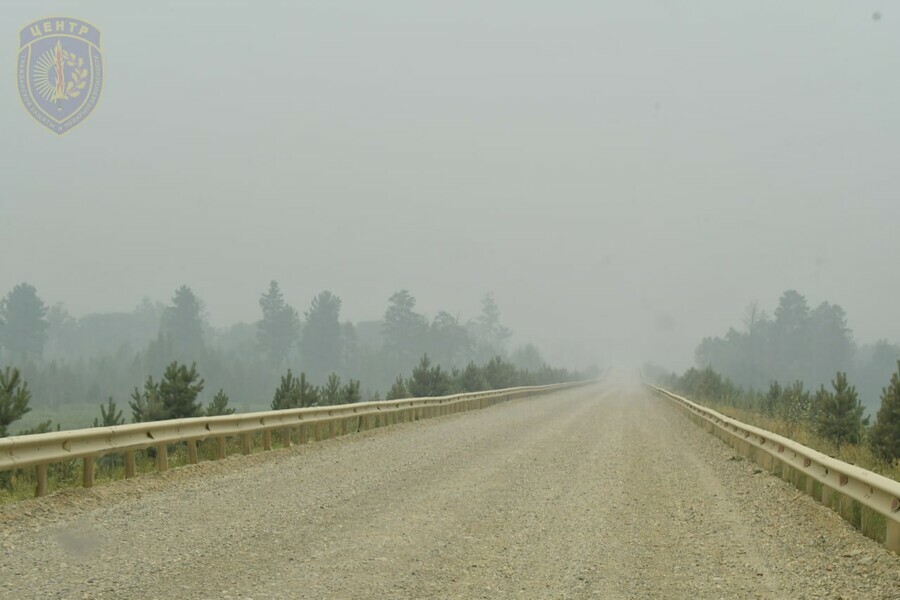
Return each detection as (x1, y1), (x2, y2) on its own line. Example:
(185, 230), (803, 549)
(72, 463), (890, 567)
(2, 1), (898, 370)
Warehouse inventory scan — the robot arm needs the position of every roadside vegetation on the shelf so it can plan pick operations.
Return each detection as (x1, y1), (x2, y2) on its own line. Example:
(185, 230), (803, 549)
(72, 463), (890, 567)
(644, 363), (900, 483)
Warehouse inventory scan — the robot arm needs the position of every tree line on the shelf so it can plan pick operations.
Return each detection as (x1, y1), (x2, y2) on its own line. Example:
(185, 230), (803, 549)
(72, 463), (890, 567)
(694, 289), (900, 413)
(0, 282), (590, 433)
(646, 363), (900, 465)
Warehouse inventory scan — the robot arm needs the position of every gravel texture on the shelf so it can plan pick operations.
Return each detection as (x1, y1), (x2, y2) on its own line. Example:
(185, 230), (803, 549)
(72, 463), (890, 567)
(1, 381), (898, 599)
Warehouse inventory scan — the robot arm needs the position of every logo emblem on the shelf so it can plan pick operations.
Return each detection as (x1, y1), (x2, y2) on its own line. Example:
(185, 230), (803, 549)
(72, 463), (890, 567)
(17, 18), (103, 135)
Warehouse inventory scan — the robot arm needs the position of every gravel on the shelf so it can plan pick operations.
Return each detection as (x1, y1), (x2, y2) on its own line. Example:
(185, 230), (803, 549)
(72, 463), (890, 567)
(1, 381), (898, 599)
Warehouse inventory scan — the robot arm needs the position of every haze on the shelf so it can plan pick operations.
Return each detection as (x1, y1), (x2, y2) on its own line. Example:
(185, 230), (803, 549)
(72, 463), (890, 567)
(2, 0), (898, 370)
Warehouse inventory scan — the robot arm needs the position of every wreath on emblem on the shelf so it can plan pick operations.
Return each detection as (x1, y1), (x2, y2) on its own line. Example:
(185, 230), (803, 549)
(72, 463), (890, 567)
(60, 50), (88, 99)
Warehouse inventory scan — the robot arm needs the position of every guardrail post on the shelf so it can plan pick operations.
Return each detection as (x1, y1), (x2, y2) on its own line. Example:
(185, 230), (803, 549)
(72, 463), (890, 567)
(187, 440), (199, 464)
(242, 433), (252, 455)
(263, 430), (272, 451)
(35, 464), (48, 497)
(887, 520), (900, 553)
(124, 451), (136, 479)
(282, 427), (292, 448)
(297, 423), (307, 444)
(156, 444), (168, 472)
(314, 422), (323, 441)
(82, 456), (94, 488)
(216, 436), (226, 460)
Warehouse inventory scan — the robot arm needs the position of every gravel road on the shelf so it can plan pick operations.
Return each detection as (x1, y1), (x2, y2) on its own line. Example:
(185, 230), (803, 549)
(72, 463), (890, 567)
(1, 380), (898, 599)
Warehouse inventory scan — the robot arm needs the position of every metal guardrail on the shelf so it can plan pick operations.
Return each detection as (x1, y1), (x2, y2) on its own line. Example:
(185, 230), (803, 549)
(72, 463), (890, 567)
(1, 382), (587, 498)
(646, 383), (900, 553)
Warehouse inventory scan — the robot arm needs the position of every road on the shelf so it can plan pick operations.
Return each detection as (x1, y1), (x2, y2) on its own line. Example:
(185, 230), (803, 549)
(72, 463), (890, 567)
(1, 379), (898, 599)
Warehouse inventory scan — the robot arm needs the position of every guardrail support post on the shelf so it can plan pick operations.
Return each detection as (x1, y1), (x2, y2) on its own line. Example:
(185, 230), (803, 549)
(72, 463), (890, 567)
(263, 430), (272, 451)
(187, 440), (199, 464)
(216, 436), (226, 460)
(35, 464), (48, 497)
(156, 444), (168, 472)
(124, 451), (136, 478)
(314, 422), (323, 441)
(282, 427), (292, 448)
(82, 456), (94, 488)
(242, 433), (252, 455)
(887, 521), (900, 553)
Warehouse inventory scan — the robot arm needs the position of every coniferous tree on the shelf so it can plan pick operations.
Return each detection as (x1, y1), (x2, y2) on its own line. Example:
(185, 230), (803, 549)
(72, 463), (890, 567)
(473, 293), (512, 359)
(257, 281), (300, 364)
(483, 356), (519, 390)
(340, 379), (361, 404)
(93, 397), (124, 427)
(870, 361), (900, 463)
(383, 290), (428, 370)
(272, 370), (300, 410)
(271, 370), (319, 409)
(18, 420), (56, 435)
(386, 375), (409, 400)
(322, 373), (342, 405)
(762, 381), (782, 416)
(206, 389), (235, 416)
(407, 354), (450, 397)
(130, 377), (166, 423)
(0, 283), (49, 358)
(0, 367), (31, 437)
(458, 362), (489, 392)
(158, 362), (205, 419)
(161, 286), (206, 360)
(301, 291), (343, 378)
(816, 372), (867, 446)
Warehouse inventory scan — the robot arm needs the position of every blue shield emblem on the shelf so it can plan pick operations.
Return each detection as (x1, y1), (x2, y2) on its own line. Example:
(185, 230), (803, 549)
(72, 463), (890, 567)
(17, 18), (104, 135)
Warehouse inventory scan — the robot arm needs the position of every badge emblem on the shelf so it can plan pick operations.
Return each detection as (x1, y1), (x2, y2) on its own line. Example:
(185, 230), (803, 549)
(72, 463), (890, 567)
(17, 18), (104, 135)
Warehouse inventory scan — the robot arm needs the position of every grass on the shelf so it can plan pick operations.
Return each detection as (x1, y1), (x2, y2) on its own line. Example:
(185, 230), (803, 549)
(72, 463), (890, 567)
(696, 399), (900, 483)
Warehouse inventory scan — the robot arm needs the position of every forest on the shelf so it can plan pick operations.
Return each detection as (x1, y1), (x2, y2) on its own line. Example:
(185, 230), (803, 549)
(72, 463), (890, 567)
(691, 290), (900, 414)
(0, 282), (590, 435)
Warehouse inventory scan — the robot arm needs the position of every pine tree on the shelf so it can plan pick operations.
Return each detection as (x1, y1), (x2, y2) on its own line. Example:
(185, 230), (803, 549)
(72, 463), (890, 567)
(386, 375), (409, 400)
(762, 381), (782, 416)
(257, 281), (300, 364)
(161, 286), (206, 360)
(340, 379), (361, 404)
(322, 373), (342, 405)
(301, 291), (343, 378)
(383, 290), (428, 370)
(0, 283), (49, 358)
(206, 390), (235, 416)
(483, 356), (519, 390)
(271, 370), (319, 409)
(870, 361), (900, 463)
(297, 372), (320, 408)
(816, 372), (866, 446)
(272, 369), (300, 410)
(407, 354), (450, 397)
(130, 377), (166, 423)
(93, 397), (124, 427)
(0, 367), (31, 437)
(158, 362), (205, 419)
(458, 362), (489, 392)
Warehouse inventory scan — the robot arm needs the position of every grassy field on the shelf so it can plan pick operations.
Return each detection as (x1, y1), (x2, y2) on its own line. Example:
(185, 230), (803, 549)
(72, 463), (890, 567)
(14, 403), (101, 432)
(698, 399), (900, 483)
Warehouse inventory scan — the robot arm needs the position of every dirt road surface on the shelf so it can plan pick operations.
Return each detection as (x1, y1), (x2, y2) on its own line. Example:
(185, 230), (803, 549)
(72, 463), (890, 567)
(2, 380), (898, 599)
